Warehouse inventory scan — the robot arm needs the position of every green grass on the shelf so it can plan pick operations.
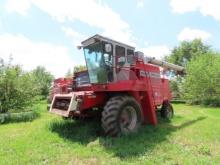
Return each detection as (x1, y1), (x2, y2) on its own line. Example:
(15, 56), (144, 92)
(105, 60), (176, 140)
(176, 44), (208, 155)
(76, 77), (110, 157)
(0, 111), (39, 124)
(0, 101), (220, 165)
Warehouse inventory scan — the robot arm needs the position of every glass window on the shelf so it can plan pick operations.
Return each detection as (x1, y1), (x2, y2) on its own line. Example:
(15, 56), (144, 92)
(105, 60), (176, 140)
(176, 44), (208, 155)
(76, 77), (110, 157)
(83, 42), (113, 83)
(102, 42), (113, 67)
(102, 42), (113, 82)
(84, 43), (103, 83)
(127, 49), (134, 64)
(116, 46), (125, 66)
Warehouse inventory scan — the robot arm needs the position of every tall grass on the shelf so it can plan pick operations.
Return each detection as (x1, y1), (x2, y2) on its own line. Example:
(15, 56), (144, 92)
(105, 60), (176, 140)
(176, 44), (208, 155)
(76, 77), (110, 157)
(0, 111), (39, 124)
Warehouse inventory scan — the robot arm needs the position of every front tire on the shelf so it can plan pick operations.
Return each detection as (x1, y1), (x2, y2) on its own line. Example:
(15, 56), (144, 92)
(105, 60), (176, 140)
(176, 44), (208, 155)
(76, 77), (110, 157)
(101, 96), (142, 136)
(161, 102), (174, 120)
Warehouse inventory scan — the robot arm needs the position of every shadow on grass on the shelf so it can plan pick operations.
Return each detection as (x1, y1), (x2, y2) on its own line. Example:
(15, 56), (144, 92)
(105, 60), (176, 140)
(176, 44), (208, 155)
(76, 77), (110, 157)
(49, 115), (206, 159)
(0, 111), (40, 124)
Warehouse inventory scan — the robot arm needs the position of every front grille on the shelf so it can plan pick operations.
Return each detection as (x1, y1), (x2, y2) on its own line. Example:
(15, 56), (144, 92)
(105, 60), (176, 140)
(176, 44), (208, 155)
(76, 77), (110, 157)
(52, 98), (71, 111)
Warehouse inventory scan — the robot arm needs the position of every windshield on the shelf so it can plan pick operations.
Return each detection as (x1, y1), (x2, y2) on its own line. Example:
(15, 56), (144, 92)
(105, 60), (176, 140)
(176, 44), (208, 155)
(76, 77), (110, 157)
(83, 42), (113, 84)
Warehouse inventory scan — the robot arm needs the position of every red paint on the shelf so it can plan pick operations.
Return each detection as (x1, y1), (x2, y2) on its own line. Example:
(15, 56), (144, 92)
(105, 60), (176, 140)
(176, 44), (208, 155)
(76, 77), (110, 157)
(49, 78), (72, 102)
(50, 52), (172, 126)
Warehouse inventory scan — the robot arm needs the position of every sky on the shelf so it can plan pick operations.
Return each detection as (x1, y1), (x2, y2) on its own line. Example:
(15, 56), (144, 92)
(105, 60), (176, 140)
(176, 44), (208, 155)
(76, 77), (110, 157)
(0, 0), (220, 77)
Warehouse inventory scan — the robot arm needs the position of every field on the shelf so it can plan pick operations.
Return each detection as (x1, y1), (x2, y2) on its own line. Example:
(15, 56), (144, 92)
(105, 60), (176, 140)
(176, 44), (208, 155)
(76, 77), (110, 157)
(0, 101), (220, 165)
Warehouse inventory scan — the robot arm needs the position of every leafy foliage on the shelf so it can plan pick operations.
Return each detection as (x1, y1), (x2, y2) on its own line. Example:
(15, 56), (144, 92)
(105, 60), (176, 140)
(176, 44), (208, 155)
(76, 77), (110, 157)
(165, 39), (220, 106)
(166, 39), (210, 66)
(32, 66), (54, 98)
(0, 58), (40, 113)
(183, 52), (220, 106)
(169, 76), (184, 99)
(73, 65), (86, 73)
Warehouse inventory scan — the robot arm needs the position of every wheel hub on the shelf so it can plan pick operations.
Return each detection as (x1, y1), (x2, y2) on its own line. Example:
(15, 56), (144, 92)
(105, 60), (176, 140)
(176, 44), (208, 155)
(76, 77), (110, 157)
(119, 106), (137, 133)
(166, 107), (173, 119)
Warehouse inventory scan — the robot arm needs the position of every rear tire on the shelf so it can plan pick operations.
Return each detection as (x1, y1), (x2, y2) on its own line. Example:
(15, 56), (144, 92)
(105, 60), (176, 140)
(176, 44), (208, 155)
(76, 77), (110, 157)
(101, 96), (142, 136)
(161, 102), (174, 120)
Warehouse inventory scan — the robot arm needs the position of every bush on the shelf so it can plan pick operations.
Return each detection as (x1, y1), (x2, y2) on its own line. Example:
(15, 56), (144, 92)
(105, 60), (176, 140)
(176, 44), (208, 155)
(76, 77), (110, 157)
(32, 66), (54, 98)
(183, 53), (220, 106)
(0, 111), (39, 124)
(0, 58), (40, 113)
(169, 76), (184, 99)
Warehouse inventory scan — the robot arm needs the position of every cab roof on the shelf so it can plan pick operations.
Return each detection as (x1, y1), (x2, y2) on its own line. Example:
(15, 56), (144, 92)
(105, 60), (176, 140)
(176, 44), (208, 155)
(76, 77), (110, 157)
(81, 34), (135, 50)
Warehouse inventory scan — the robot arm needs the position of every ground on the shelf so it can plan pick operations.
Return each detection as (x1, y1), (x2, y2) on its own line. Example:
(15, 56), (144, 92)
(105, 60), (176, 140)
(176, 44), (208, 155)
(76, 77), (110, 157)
(0, 101), (220, 165)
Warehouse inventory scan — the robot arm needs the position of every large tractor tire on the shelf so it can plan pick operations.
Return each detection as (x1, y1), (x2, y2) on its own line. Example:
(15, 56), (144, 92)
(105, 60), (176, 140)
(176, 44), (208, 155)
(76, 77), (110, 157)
(160, 102), (174, 120)
(101, 96), (142, 136)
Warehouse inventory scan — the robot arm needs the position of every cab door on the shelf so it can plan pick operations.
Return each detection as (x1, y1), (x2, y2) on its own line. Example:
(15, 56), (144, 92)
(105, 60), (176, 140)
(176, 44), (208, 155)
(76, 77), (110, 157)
(115, 45), (126, 73)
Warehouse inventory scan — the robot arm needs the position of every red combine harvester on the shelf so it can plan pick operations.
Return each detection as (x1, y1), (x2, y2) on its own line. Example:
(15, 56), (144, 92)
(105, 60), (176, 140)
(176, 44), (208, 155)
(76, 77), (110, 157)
(48, 78), (73, 103)
(50, 34), (184, 136)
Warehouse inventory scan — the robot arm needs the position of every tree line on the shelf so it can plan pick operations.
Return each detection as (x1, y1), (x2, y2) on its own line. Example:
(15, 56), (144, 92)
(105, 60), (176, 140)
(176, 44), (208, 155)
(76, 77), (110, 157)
(0, 57), (53, 113)
(166, 39), (220, 106)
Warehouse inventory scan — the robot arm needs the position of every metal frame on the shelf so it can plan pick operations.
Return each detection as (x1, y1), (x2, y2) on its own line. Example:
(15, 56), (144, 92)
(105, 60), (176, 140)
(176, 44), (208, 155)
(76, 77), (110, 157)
(81, 34), (135, 50)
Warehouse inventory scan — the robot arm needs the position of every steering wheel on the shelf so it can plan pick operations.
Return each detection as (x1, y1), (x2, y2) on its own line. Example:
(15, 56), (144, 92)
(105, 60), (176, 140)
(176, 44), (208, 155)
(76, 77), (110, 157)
(104, 60), (113, 67)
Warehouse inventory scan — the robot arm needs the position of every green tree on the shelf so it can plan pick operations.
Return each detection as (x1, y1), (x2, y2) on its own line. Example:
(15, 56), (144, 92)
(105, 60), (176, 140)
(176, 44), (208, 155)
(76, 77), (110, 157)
(31, 66), (54, 98)
(169, 76), (184, 99)
(166, 39), (210, 66)
(0, 58), (40, 113)
(73, 65), (86, 73)
(165, 39), (211, 100)
(183, 52), (220, 106)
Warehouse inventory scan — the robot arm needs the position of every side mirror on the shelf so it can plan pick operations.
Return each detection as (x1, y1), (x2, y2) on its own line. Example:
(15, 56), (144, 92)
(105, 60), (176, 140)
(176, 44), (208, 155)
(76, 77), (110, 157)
(105, 44), (112, 52)
(77, 45), (82, 50)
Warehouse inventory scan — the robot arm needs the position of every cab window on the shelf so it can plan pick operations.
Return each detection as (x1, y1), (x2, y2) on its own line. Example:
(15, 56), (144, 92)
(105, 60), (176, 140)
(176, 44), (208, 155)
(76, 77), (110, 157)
(127, 49), (134, 64)
(116, 45), (125, 66)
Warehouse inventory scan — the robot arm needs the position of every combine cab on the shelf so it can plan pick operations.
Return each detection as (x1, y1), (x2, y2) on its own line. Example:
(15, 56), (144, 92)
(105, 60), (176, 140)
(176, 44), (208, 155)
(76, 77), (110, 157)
(50, 34), (184, 136)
